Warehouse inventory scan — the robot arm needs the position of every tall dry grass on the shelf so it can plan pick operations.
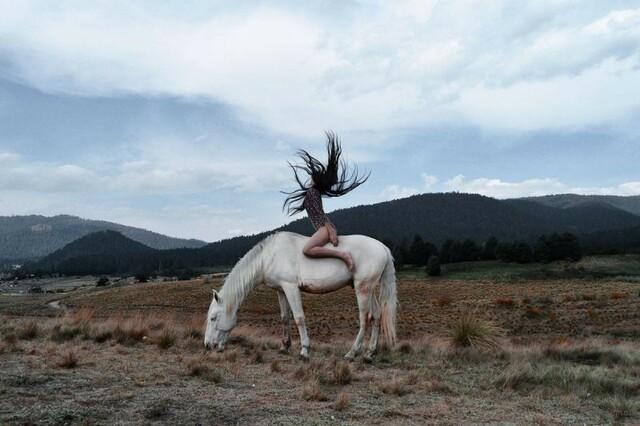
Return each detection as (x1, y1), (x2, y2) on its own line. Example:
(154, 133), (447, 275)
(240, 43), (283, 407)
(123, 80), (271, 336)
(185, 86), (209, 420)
(449, 312), (502, 351)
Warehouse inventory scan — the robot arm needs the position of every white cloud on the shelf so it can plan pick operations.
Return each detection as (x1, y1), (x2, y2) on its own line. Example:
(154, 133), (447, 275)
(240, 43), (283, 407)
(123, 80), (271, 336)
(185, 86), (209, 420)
(0, 143), (290, 195)
(421, 174), (438, 189)
(1, 2), (639, 135)
(379, 185), (418, 201)
(0, 152), (20, 163)
(444, 175), (640, 198)
(275, 140), (291, 152)
(379, 174), (439, 200)
(0, 153), (100, 193)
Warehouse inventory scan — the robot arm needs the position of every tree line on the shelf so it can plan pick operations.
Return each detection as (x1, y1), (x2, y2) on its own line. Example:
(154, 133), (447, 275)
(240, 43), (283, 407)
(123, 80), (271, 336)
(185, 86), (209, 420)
(385, 232), (583, 273)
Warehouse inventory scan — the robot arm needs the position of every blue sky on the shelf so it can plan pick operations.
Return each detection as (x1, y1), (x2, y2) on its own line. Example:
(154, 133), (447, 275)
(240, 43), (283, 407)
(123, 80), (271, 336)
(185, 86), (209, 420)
(1, 0), (639, 241)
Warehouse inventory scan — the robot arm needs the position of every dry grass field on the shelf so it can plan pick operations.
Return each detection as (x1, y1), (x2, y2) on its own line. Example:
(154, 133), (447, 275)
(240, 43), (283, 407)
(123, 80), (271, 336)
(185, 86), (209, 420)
(2, 259), (640, 424)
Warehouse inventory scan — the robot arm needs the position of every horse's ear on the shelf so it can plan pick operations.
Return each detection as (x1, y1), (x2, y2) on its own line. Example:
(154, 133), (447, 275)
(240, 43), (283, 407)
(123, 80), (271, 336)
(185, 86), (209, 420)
(212, 290), (221, 303)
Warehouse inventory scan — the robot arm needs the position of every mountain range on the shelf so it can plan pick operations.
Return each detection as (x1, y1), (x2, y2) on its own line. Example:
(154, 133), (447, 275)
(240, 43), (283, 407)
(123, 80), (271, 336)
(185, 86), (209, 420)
(0, 214), (206, 261)
(523, 194), (640, 215)
(23, 192), (640, 275)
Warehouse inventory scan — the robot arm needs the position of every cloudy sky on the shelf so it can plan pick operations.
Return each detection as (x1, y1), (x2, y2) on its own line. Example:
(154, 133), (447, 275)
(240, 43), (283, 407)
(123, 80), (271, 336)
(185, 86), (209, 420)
(1, 1), (639, 241)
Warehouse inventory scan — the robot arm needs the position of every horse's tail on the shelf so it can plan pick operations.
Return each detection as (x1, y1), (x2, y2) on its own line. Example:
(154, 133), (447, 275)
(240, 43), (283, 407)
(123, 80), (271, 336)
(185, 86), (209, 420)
(378, 246), (397, 347)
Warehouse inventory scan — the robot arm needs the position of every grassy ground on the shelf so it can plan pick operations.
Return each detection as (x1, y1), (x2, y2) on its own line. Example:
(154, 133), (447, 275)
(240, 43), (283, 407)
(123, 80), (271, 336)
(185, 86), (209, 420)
(1, 312), (638, 425)
(48, 274), (640, 340)
(1, 256), (640, 424)
(401, 255), (640, 281)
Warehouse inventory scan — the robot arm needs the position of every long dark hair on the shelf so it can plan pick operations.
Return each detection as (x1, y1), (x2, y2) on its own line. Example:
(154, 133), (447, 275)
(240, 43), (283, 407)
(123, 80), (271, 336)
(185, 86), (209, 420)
(282, 132), (369, 216)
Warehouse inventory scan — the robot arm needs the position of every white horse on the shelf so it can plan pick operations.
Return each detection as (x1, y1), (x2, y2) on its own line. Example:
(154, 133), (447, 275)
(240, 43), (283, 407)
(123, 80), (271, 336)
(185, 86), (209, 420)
(204, 231), (397, 361)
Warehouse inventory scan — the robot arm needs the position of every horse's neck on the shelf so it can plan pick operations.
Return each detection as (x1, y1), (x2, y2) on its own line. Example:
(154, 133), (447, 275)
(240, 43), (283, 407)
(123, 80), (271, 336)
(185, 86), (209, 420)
(219, 244), (265, 313)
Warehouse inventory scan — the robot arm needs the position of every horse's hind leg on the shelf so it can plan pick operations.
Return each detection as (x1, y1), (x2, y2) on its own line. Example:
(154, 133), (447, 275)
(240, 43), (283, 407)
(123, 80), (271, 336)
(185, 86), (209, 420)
(364, 295), (381, 362)
(345, 281), (371, 361)
(277, 291), (292, 353)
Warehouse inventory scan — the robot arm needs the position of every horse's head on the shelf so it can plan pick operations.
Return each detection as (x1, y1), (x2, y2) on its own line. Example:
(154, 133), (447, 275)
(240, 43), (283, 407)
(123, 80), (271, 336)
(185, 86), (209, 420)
(204, 289), (236, 351)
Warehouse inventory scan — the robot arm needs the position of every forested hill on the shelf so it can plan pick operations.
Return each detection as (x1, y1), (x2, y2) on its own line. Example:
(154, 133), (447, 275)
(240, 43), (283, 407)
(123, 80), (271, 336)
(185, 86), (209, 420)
(0, 215), (207, 260)
(23, 193), (640, 275)
(196, 193), (640, 264)
(523, 194), (640, 216)
(31, 230), (158, 275)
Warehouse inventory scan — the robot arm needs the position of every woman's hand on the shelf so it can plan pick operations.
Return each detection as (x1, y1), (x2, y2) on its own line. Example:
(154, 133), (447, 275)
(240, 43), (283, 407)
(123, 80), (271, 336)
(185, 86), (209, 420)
(326, 223), (339, 246)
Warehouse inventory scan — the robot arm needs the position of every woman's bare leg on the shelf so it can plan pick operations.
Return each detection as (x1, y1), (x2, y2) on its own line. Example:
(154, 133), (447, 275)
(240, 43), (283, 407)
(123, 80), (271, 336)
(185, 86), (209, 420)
(303, 226), (354, 271)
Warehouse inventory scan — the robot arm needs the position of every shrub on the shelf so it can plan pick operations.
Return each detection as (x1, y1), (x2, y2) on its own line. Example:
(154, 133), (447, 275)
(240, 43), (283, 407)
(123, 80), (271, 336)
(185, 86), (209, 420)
(450, 313), (501, 351)
(188, 363), (223, 383)
(496, 241), (534, 263)
(302, 379), (328, 401)
(334, 392), (349, 411)
(378, 376), (411, 396)
(184, 315), (204, 340)
(96, 276), (110, 287)
(432, 297), (451, 307)
(406, 372), (419, 385)
(251, 350), (264, 364)
(525, 306), (543, 318)
(57, 350), (78, 368)
(534, 232), (582, 263)
(3, 333), (17, 345)
(50, 325), (81, 343)
(495, 297), (515, 307)
(611, 292), (628, 300)
(397, 342), (413, 354)
(157, 328), (176, 349)
(113, 317), (148, 345)
(534, 296), (553, 306)
(134, 273), (148, 283)
(143, 400), (170, 420)
(333, 362), (352, 385)
(426, 256), (441, 276)
(17, 321), (39, 340)
(270, 360), (281, 373)
(94, 330), (113, 343)
(293, 365), (308, 381)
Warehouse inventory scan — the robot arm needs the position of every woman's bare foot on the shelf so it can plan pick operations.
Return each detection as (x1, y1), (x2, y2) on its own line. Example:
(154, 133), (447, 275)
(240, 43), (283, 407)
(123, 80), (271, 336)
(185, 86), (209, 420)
(342, 252), (354, 271)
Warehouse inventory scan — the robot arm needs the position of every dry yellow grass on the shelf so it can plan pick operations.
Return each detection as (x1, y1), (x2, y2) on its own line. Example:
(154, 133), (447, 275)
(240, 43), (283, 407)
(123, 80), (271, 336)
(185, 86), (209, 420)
(333, 361), (352, 385)
(334, 392), (350, 411)
(1, 274), (639, 424)
(57, 349), (78, 369)
(449, 312), (502, 351)
(60, 276), (640, 340)
(378, 375), (411, 396)
(302, 379), (328, 401)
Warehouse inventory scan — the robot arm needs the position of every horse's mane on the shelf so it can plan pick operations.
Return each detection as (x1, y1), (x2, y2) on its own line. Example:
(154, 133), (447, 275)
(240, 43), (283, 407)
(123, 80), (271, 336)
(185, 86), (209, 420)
(219, 233), (276, 313)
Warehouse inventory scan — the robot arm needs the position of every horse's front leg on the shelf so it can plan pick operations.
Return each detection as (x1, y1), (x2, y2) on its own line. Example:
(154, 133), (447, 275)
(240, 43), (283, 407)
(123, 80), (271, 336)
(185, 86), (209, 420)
(277, 291), (292, 353)
(282, 284), (311, 360)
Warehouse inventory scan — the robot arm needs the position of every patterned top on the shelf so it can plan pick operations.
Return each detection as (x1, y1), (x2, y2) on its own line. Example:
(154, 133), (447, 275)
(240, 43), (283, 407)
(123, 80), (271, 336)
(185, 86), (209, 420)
(304, 187), (331, 231)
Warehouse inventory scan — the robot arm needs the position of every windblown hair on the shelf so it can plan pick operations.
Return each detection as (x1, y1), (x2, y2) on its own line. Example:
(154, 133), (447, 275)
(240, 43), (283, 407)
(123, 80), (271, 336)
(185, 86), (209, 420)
(282, 132), (369, 216)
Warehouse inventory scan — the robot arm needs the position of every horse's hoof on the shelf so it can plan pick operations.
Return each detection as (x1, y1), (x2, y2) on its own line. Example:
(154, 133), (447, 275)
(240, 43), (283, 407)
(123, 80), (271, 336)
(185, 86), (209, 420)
(279, 346), (290, 354)
(298, 353), (310, 362)
(344, 354), (355, 362)
(363, 353), (374, 363)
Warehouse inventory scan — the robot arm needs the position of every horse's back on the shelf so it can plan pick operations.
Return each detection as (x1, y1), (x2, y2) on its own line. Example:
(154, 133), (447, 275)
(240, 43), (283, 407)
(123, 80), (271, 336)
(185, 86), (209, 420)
(270, 232), (390, 287)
